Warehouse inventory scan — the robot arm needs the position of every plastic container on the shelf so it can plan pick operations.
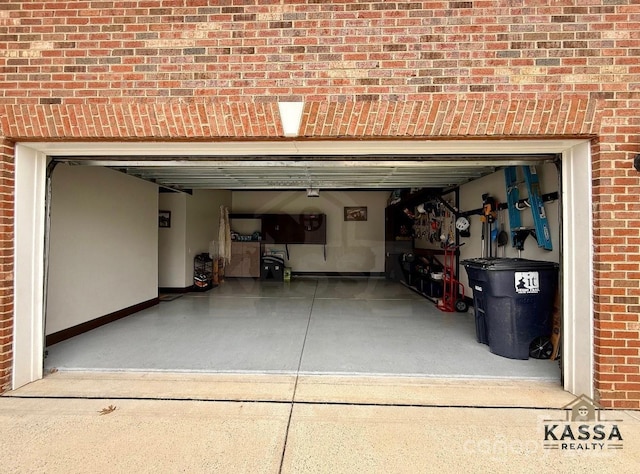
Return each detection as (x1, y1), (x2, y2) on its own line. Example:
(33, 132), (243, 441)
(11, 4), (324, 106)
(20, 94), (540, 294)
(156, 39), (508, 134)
(261, 255), (285, 281)
(461, 258), (559, 359)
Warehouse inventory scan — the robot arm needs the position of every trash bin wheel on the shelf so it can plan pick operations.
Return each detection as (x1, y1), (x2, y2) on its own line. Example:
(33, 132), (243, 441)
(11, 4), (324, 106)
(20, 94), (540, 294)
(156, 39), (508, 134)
(529, 336), (553, 359)
(455, 299), (469, 313)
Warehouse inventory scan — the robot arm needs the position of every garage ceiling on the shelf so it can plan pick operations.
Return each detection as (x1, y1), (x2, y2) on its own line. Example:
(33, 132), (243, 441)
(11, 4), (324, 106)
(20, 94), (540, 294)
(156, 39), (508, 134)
(58, 154), (558, 191)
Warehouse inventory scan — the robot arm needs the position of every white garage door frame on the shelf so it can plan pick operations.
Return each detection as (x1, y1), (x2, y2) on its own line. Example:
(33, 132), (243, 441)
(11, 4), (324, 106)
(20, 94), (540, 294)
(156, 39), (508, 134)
(13, 139), (594, 397)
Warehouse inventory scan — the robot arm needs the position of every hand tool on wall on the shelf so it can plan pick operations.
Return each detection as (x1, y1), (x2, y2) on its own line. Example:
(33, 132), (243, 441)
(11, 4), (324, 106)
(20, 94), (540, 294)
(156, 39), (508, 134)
(497, 209), (509, 257)
(480, 193), (497, 258)
(480, 215), (485, 258)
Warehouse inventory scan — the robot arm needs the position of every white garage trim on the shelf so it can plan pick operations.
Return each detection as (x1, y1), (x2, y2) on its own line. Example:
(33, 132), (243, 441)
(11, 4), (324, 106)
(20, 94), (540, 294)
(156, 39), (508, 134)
(13, 139), (593, 397)
(561, 140), (594, 398)
(28, 139), (585, 157)
(14, 144), (47, 389)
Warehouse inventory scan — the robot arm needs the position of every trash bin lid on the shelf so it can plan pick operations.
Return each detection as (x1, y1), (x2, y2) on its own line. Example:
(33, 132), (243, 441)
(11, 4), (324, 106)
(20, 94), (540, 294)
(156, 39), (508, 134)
(461, 257), (558, 271)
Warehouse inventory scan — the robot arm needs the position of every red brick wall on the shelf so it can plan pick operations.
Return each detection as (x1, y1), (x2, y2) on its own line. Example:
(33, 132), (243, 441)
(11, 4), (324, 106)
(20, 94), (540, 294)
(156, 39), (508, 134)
(0, 139), (14, 394)
(0, 1), (637, 106)
(1, 1), (639, 407)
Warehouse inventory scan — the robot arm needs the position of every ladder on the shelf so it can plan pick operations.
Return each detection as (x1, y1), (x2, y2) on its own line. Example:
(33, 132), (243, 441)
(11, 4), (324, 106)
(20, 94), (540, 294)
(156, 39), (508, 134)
(504, 166), (553, 251)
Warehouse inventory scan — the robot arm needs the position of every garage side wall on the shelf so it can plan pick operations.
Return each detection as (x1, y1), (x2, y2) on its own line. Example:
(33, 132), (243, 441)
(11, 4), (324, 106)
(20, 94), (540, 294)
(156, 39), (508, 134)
(158, 193), (187, 289)
(0, 1), (639, 407)
(457, 163), (561, 287)
(46, 166), (158, 336)
(186, 190), (232, 283)
(158, 190), (231, 288)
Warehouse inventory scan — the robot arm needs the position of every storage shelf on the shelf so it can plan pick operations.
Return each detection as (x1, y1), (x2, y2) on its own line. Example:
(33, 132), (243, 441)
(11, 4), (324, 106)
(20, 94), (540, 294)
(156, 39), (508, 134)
(193, 253), (214, 291)
(399, 280), (439, 304)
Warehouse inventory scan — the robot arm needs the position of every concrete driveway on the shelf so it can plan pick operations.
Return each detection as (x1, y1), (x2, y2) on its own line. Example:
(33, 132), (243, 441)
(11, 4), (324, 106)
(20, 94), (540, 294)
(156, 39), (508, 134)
(2, 372), (639, 473)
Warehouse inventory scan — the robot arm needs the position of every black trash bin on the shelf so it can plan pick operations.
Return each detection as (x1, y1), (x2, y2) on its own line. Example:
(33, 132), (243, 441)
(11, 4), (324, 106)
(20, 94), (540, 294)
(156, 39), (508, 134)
(461, 258), (559, 360)
(466, 272), (490, 345)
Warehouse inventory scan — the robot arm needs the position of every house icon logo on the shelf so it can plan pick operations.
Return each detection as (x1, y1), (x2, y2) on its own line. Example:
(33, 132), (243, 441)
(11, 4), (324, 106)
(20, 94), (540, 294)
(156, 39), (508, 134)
(542, 394), (623, 452)
(566, 394), (599, 422)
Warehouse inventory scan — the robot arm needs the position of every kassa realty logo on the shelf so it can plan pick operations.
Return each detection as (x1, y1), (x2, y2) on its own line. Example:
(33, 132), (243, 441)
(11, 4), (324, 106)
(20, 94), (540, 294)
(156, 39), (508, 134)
(542, 395), (623, 452)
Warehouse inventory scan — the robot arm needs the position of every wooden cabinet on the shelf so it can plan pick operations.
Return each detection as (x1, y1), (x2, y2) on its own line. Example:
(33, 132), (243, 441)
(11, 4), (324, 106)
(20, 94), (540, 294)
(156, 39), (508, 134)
(225, 241), (261, 277)
(261, 214), (326, 244)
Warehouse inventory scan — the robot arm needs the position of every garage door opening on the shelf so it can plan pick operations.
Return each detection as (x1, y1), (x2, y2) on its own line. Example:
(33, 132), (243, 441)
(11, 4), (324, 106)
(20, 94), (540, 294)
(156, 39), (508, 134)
(13, 140), (593, 398)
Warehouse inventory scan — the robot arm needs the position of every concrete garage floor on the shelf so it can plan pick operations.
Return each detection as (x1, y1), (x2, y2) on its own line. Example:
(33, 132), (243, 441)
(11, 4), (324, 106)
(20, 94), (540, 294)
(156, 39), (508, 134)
(45, 278), (560, 381)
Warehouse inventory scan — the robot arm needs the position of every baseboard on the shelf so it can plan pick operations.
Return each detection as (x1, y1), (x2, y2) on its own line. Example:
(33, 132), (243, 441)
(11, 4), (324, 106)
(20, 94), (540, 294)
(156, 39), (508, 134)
(292, 272), (386, 277)
(45, 297), (159, 347)
(158, 286), (193, 294)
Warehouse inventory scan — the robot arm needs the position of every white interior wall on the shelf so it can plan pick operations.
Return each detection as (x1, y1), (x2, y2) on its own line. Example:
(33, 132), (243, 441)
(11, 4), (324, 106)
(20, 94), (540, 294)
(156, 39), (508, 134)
(46, 165), (158, 335)
(457, 163), (561, 291)
(158, 193), (187, 288)
(159, 190), (232, 288)
(186, 189), (232, 281)
(232, 190), (388, 273)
